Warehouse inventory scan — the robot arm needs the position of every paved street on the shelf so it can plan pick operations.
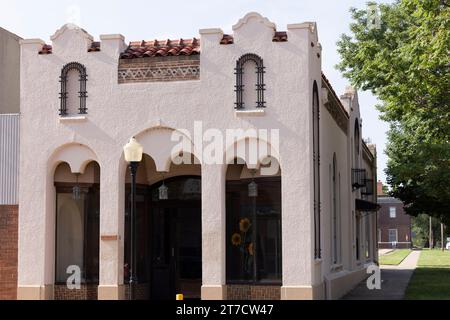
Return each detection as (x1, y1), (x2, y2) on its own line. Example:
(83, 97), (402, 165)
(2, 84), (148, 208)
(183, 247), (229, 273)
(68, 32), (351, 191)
(342, 250), (421, 300)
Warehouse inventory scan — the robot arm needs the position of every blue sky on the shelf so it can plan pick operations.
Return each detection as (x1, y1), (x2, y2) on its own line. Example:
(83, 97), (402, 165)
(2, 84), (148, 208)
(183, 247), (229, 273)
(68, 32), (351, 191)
(0, 0), (392, 183)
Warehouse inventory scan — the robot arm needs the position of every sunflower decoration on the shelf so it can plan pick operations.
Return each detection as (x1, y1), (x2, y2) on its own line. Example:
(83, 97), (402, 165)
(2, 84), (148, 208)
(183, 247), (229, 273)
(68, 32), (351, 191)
(231, 217), (254, 274)
(231, 233), (242, 246)
(239, 218), (251, 232)
(247, 242), (254, 256)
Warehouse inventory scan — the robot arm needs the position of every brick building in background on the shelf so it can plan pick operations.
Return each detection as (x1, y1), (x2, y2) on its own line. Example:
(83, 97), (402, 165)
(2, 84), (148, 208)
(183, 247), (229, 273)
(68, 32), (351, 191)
(0, 27), (21, 300)
(377, 181), (412, 249)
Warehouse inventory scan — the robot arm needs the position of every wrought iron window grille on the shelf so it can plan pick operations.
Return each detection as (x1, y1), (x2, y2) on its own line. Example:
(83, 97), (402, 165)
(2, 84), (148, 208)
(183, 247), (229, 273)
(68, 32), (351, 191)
(59, 62), (88, 116)
(234, 53), (266, 110)
(352, 168), (367, 190)
(361, 178), (374, 196)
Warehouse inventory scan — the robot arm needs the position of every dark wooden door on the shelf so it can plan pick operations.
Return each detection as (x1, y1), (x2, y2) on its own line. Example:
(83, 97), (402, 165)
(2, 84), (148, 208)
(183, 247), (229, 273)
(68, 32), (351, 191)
(150, 203), (201, 300)
(150, 207), (176, 300)
(173, 206), (202, 299)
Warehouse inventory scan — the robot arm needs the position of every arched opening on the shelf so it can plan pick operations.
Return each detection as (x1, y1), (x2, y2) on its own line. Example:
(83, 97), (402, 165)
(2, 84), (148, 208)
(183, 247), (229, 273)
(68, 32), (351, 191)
(225, 157), (282, 290)
(59, 62), (88, 116)
(331, 153), (341, 265)
(312, 80), (321, 259)
(354, 118), (360, 167)
(235, 53), (266, 110)
(54, 161), (100, 300)
(123, 152), (201, 300)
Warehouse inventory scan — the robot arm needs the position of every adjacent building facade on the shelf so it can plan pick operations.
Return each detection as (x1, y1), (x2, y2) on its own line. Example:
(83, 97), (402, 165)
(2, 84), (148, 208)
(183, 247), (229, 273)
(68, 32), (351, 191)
(16, 12), (378, 300)
(377, 182), (412, 249)
(0, 27), (21, 300)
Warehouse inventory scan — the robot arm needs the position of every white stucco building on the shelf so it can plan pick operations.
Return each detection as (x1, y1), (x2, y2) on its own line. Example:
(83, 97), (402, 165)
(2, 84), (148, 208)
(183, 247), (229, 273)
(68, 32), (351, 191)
(17, 12), (378, 300)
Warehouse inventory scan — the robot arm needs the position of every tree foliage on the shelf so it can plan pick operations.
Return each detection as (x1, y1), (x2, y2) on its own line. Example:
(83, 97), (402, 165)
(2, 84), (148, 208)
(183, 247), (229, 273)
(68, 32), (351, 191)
(337, 0), (450, 224)
(412, 214), (449, 247)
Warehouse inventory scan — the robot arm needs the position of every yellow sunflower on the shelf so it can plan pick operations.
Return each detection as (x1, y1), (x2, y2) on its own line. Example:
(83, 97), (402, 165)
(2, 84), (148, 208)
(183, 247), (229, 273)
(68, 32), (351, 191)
(231, 233), (242, 246)
(239, 218), (251, 232)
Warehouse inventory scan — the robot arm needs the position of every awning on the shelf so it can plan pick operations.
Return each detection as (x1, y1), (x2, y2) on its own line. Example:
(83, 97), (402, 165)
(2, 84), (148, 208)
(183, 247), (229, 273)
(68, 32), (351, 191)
(355, 199), (380, 212)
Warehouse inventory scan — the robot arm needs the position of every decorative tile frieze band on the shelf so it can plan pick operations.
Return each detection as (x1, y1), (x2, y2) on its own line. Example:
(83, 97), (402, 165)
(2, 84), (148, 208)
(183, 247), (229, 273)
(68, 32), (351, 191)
(118, 55), (200, 83)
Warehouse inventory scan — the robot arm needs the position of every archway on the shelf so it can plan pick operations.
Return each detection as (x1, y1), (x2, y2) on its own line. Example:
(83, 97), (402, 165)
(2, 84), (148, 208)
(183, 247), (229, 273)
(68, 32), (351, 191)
(53, 160), (100, 300)
(225, 156), (282, 298)
(123, 150), (202, 300)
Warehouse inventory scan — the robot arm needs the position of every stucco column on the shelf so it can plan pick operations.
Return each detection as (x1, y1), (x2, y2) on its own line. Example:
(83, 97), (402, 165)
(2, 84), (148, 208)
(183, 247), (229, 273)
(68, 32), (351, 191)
(17, 167), (55, 300)
(17, 38), (54, 300)
(280, 157), (322, 300)
(201, 164), (227, 300)
(97, 158), (126, 300)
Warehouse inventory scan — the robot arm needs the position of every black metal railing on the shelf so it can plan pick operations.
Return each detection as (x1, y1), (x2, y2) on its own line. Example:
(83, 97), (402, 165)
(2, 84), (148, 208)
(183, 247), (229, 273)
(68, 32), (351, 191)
(362, 178), (374, 196)
(352, 168), (367, 190)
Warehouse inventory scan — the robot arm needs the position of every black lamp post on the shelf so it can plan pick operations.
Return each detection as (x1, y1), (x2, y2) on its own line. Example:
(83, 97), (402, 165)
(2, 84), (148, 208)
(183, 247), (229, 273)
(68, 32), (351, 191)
(123, 137), (143, 300)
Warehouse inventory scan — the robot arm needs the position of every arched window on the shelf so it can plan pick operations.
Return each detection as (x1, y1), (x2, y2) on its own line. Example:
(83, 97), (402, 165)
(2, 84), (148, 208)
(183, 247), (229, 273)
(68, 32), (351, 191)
(59, 62), (88, 116)
(312, 81), (321, 259)
(226, 158), (282, 284)
(234, 53), (265, 110)
(54, 161), (99, 300)
(332, 153), (341, 265)
(354, 119), (360, 166)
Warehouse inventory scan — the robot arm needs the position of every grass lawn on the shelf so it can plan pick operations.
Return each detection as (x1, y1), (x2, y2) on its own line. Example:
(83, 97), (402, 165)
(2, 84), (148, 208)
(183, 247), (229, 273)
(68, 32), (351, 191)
(379, 249), (412, 265)
(418, 250), (450, 267)
(405, 250), (450, 300)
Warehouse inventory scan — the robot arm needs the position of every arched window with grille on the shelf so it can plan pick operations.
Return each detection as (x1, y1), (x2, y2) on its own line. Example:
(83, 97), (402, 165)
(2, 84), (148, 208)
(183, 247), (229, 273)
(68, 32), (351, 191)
(312, 80), (321, 259)
(234, 53), (265, 110)
(332, 153), (341, 265)
(59, 62), (88, 116)
(354, 118), (360, 167)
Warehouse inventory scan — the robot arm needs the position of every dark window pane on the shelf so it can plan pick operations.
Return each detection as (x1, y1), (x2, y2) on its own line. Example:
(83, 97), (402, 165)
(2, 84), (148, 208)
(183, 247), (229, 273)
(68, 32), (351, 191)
(226, 177), (282, 284)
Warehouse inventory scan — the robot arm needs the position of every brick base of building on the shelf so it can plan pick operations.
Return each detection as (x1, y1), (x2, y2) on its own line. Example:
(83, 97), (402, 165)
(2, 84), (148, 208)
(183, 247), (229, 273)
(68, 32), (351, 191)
(0, 205), (18, 300)
(226, 285), (281, 300)
(124, 283), (150, 300)
(54, 284), (98, 300)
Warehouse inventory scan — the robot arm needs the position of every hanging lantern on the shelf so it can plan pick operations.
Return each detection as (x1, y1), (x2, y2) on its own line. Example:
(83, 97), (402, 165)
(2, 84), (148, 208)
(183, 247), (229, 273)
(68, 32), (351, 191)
(72, 185), (81, 200)
(248, 180), (258, 198)
(72, 173), (81, 200)
(159, 182), (168, 200)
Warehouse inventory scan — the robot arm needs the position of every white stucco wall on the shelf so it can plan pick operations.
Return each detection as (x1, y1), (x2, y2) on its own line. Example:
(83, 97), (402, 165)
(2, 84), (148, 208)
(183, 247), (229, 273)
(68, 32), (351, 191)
(18, 12), (376, 300)
(18, 13), (319, 298)
(319, 97), (350, 275)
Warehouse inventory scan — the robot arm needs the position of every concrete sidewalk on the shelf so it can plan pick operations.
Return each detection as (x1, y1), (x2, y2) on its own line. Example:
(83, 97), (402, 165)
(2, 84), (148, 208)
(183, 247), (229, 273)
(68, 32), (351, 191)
(379, 249), (394, 256)
(342, 250), (421, 300)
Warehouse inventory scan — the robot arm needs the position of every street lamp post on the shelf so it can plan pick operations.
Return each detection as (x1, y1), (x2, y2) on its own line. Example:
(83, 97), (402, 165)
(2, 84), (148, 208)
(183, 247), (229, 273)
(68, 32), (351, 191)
(123, 137), (143, 301)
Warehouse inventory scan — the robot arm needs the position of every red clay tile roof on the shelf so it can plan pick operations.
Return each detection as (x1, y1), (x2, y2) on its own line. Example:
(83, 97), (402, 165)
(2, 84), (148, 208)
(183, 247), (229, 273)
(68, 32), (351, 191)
(220, 31), (288, 45)
(39, 32), (286, 56)
(220, 34), (234, 45)
(88, 41), (101, 52)
(38, 41), (100, 54)
(120, 38), (200, 59)
(38, 44), (52, 55)
(272, 31), (287, 42)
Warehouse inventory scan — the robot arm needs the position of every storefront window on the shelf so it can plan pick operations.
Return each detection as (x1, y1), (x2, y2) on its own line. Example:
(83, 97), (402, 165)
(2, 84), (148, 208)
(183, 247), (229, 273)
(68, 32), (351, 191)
(226, 177), (282, 283)
(55, 185), (99, 284)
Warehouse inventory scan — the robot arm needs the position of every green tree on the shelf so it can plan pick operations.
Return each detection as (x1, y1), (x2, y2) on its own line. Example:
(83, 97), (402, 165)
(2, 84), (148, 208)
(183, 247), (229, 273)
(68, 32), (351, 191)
(412, 214), (448, 247)
(336, 0), (450, 225)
